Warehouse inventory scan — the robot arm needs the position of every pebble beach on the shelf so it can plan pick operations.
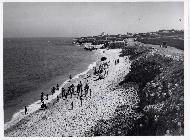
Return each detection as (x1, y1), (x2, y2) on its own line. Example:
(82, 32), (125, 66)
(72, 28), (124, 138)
(4, 48), (138, 137)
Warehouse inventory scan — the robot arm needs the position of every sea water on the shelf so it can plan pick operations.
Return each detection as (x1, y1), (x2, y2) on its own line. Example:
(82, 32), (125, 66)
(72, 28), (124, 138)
(3, 37), (97, 124)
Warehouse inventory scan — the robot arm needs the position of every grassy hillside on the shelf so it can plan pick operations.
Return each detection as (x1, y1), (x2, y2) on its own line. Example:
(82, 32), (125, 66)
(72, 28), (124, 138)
(86, 44), (184, 136)
(120, 45), (184, 135)
(137, 37), (184, 50)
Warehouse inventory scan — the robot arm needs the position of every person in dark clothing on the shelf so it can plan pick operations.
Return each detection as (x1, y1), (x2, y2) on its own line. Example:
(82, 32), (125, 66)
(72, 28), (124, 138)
(57, 95), (59, 102)
(65, 91), (68, 100)
(51, 87), (56, 95)
(77, 83), (80, 97)
(71, 102), (73, 110)
(80, 96), (83, 107)
(70, 84), (75, 98)
(46, 94), (48, 100)
(89, 89), (92, 98)
(56, 84), (59, 90)
(61, 87), (65, 98)
(25, 106), (27, 115)
(79, 81), (83, 96)
(68, 86), (71, 97)
(69, 74), (72, 80)
(84, 83), (89, 97)
(41, 92), (44, 103)
(81, 83), (83, 96)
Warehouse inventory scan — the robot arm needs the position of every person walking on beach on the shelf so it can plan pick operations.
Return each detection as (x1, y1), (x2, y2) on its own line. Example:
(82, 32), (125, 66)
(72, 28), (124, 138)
(25, 106), (27, 115)
(80, 96), (83, 107)
(61, 87), (65, 98)
(65, 91), (68, 100)
(51, 87), (56, 95)
(84, 83), (89, 97)
(68, 86), (71, 97)
(77, 81), (83, 97)
(71, 102), (73, 110)
(71, 84), (75, 98)
(69, 74), (72, 80)
(80, 81), (83, 96)
(89, 89), (92, 98)
(41, 92), (44, 103)
(56, 84), (59, 90)
(57, 95), (59, 102)
(77, 83), (80, 97)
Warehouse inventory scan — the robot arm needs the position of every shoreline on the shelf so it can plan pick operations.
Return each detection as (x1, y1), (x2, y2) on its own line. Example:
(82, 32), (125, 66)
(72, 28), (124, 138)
(5, 48), (132, 136)
(4, 42), (184, 136)
(4, 49), (101, 131)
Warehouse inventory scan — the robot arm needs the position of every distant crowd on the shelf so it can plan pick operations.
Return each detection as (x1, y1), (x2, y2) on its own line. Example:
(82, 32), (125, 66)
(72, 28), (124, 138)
(24, 56), (120, 115)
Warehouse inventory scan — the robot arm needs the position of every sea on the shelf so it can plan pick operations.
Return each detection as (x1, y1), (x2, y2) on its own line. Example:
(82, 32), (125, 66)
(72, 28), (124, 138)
(3, 37), (97, 124)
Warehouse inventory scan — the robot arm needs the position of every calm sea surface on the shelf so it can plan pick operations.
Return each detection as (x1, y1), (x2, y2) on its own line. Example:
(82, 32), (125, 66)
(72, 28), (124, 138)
(3, 37), (96, 123)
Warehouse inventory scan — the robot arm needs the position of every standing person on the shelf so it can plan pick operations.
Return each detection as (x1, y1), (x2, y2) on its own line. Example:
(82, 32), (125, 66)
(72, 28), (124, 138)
(89, 89), (92, 98)
(56, 84), (59, 90)
(46, 94), (48, 100)
(25, 106), (27, 115)
(51, 87), (56, 95)
(61, 87), (65, 98)
(69, 74), (72, 80)
(84, 83), (89, 97)
(79, 81), (83, 96)
(57, 95), (59, 102)
(68, 86), (71, 97)
(65, 91), (68, 100)
(77, 83), (80, 97)
(80, 96), (83, 107)
(71, 102), (73, 110)
(70, 84), (74, 93)
(41, 92), (44, 103)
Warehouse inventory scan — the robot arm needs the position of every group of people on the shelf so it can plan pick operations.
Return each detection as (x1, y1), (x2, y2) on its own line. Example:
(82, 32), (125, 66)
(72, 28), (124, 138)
(24, 57), (111, 115)
(50, 80), (91, 109)
(93, 61), (110, 81)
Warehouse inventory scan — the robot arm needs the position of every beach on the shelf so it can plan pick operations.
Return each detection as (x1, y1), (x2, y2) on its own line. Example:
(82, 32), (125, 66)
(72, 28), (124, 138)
(4, 41), (184, 136)
(3, 38), (97, 123)
(4, 48), (135, 136)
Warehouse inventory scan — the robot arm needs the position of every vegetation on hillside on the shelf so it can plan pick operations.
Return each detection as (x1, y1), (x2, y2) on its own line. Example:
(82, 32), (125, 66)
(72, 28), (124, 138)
(86, 45), (184, 136)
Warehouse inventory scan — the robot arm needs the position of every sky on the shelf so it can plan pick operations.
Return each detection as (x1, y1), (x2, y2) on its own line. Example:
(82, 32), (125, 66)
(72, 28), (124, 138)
(3, 2), (184, 38)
